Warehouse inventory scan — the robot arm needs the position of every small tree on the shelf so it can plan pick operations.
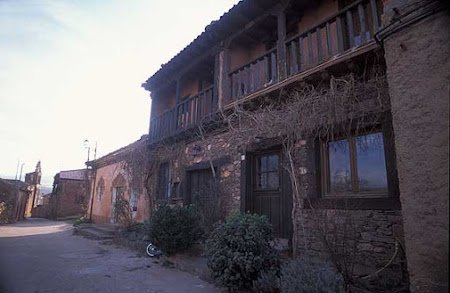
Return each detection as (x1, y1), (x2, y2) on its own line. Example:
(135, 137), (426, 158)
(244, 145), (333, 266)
(149, 205), (203, 255)
(114, 198), (134, 229)
(205, 212), (279, 291)
(0, 201), (11, 224)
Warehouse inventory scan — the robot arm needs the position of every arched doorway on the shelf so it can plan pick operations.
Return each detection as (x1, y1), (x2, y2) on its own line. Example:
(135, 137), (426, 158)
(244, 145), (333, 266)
(111, 174), (126, 224)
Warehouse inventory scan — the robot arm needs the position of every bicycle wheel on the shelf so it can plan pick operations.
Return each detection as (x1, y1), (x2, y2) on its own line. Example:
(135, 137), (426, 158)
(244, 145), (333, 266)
(146, 243), (159, 257)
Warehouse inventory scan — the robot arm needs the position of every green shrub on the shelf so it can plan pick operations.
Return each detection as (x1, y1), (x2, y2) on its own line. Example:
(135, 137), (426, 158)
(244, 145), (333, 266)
(253, 268), (281, 293)
(121, 222), (149, 242)
(149, 205), (203, 255)
(280, 259), (344, 293)
(73, 215), (91, 226)
(126, 222), (147, 233)
(0, 201), (11, 224)
(205, 212), (279, 292)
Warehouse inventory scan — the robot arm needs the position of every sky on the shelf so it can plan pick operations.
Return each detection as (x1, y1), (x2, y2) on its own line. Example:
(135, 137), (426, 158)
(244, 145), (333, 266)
(0, 0), (239, 187)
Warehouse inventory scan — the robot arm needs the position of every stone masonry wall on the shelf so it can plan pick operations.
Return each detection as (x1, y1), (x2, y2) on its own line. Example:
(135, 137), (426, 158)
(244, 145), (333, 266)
(291, 138), (408, 291)
(382, 1), (449, 292)
(297, 209), (408, 292)
(54, 179), (88, 219)
(167, 131), (243, 216)
(155, 76), (408, 291)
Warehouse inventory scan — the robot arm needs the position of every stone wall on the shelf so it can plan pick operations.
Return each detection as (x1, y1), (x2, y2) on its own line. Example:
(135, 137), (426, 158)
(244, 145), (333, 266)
(166, 131), (243, 216)
(52, 179), (89, 219)
(382, 1), (449, 291)
(0, 180), (30, 223)
(286, 137), (408, 291)
(151, 72), (408, 291)
(296, 209), (408, 291)
(56, 180), (88, 218)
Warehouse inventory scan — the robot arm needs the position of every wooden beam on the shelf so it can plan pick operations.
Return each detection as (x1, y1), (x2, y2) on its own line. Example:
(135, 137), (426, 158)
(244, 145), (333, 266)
(225, 9), (276, 47)
(150, 44), (220, 93)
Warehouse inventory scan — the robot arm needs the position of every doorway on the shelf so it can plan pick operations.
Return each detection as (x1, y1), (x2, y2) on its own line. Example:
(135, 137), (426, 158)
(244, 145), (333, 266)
(246, 149), (292, 238)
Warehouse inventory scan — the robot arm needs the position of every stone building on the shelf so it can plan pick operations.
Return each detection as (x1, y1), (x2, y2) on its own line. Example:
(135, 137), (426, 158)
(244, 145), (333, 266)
(0, 178), (31, 223)
(88, 0), (447, 291)
(47, 169), (91, 220)
(86, 136), (150, 224)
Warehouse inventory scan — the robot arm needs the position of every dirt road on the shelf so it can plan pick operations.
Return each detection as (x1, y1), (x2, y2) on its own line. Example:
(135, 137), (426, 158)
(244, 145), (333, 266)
(0, 218), (218, 293)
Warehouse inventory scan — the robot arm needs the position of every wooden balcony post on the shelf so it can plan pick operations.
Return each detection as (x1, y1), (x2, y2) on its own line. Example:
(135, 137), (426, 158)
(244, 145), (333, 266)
(213, 52), (220, 111)
(175, 78), (182, 105)
(175, 78), (182, 130)
(357, 3), (367, 43)
(219, 41), (231, 106)
(276, 9), (287, 81)
(149, 92), (157, 134)
(370, 0), (380, 32)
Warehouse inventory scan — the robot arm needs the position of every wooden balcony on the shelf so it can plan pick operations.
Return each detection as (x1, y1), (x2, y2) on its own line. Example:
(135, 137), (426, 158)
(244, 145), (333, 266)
(149, 86), (216, 143)
(286, 0), (381, 76)
(226, 0), (382, 102)
(149, 0), (382, 144)
(228, 48), (277, 101)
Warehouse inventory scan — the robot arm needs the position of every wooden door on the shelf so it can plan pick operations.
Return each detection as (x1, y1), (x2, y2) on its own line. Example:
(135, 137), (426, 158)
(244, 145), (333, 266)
(248, 150), (292, 238)
(187, 168), (214, 206)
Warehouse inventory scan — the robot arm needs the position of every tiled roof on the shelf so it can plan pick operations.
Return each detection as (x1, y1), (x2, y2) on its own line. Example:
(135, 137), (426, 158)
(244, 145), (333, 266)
(59, 169), (88, 181)
(86, 135), (148, 168)
(142, 0), (279, 91)
(0, 178), (30, 191)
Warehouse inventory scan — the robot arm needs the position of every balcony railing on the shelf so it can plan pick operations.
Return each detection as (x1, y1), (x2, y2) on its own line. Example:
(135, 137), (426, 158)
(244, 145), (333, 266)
(149, 0), (383, 143)
(286, 0), (381, 76)
(149, 86), (216, 142)
(228, 48), (277, 101)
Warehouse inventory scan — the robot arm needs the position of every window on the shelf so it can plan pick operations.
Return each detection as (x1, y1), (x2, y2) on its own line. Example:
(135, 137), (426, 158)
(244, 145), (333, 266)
(157, 162), (170, 200)
(96, 180), (104, 202)
(255, 153), (280, 190)
(322, 131), (388, 195)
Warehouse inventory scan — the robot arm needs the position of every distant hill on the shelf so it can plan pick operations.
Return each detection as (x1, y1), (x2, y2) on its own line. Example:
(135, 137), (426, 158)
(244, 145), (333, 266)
(40, 186), (53, 195)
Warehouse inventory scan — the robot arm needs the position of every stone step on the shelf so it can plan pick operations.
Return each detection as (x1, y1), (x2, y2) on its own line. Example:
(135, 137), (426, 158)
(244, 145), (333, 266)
(76, 223), (119, 235)
(74, 226), (115, 240)
(89, 224), (119, 235)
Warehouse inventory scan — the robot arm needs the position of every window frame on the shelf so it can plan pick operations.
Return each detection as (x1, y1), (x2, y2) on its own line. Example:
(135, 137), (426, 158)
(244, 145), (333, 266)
(320, 127), (391, 198)
(157, 162), (171, 201)
(253, 152), (281, 192)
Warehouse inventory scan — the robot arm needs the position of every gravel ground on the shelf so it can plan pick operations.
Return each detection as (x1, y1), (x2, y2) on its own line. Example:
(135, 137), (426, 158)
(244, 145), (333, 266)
(0, 218), (218, 293)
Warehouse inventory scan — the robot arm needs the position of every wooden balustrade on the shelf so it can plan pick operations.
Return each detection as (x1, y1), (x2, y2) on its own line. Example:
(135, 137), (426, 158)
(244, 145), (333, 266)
(150, 0), (383, 143)
(228, 48), (277, 101)
(149, 86), (215, 142)
(286, 0), (381, 76)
